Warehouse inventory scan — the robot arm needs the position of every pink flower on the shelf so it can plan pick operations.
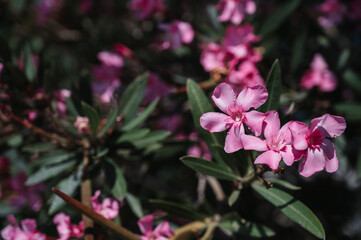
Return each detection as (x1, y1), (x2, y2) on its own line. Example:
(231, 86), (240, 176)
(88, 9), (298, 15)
(129, 0), (164, 19)
(36, 0), (63, 25)
(92, 51), (122, 103)
(137, 214), (174, 240)
(1, 216), (46, 240)
(159, 21), (194, 51)
(317, 0), (346, 28)
(74, 116), (90, 134)
(27, 110), (39, 122)
(53, 213), (84, 240)
(79, 0), (93, 15)
(217, 0), (256, 25)
(243, 111), (303, 170)
(200, 83), (267, 153)
(200, 43), (226, 72)
(227, 60), (265, 92)
(300, 54), (337, 92)
(91, 190), (120, 220)
(187, 132), (212, 161)
(6, 171), (45, 211)
(0, 62), (3, 75)
(53, 89), (71, 117)
(289, 114), (346, 177)
(143, 73), (171, 104)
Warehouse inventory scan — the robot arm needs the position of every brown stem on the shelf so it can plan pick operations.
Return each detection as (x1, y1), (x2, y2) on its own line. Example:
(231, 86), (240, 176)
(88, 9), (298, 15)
(52, 188), (141, 240)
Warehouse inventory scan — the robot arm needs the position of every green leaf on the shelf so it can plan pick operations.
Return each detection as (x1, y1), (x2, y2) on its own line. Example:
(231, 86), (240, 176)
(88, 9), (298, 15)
(343, 70), (361, 94)
(26, 160), (77, 185)
(22, 142), (55, 154)
(126, 193), (144, 219)
(49, 165), (82, 214)
(260, 60), (281, 113)
(219, 219), (275, 238)
(122, 98), (159, 131)
(97, 103), (119, 137)
(291, 27), (307, 72)
(32, 150), (78, 166)
(356, 150), (361, 178)
(252, 182), (325, 239)
(334, 102), (361, 121)
(213, 144), (249, 176)
(106, 159), (127, 200)
(338, 49), (350, 70)
(82, 101), (100, 134)
(22, 43), (36, 82)
(65, 98), (80, 117)
(116, 128), (151, 144)
(265, 178), (301, 190)
(186, 79), (225, 164)
(228, 190), (240, 207)
(119, 73), (148, 122)
(180, 156), (240, 181)
(131, 130), (170, 149)
(149, 199), (206, 221)
(257, 0), (301, 36)
(0, 202), (18, 217)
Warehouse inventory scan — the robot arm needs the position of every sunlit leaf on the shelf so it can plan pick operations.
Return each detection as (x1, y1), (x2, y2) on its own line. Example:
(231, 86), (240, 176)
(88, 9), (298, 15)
(228, 190), (240, 207)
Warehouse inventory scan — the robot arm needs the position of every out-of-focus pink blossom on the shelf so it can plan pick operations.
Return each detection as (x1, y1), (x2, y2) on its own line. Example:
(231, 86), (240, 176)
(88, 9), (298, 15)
(243, 111), (303, 170)
(0, 156), (10, 176)
(5, 171), (45, 211)
(187, 141), (212, 161)
(288, 114), (346, 177)
(200, 83), (267, 153)
(74, 116), (90, 134)
(217, 0), (256, 25)
(79, 0), (93, 15)
(200, 43), (226, 72)
(53, 213), (84, 240)
(317, 0), (346, 28)
(300, 54), (337, 92)
(157, 114), (183, 133)
(227, 60), (264, 92)
(129, 0), (164, 19)
(1, 216), (46, 240)
(36, 0), (63, 25)
(27, 110), (39, 122)
(137, 214), (174, 240)
(143, 73), (171, 104)
(159, 21), (194, 51)
(91, 190), (120, 220)
(53, 89), (71, 117)
(114, 43), (134, 58)
(0, 63), (3, 76)
(92, 51), (122, 103)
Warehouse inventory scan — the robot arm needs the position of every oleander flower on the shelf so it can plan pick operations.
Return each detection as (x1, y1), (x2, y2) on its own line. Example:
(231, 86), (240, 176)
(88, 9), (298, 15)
(137, 214), (174, 240)
(129, 0), (164, 19)
(300, 54), (337, 92)
(1, 216), (46, 240)
(159, 21), (194, 51)
(91, 190), (120, 220)
(317, 0), (346, 28)
(53, 213), (84, 240)
(200, 83), (267, 153)
(74, 116), (90, 134)
(289, 114), (346, 177)
(200, 43), (226, 72)
(217, 0), (256, 25)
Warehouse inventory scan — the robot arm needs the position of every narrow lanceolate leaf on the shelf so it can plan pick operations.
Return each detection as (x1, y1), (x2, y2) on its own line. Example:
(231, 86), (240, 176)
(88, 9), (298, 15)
(265, 178), (301, 190)
(252, 182), (325, 239)
(186, 79), (225, 164)
(116, 128), (150, 144)
(122, 98), (159, 131)
(49, 165), (82, 214)
(82, 101), (100, 134)
(228, 190), (240, 207)
(260, 60), (281, 113)
(97, 103), (119, 137)
(180, 156), (239, 181)
(257, 0), (301, 36)
(131, 130), (170, 149)
(119, 73), (148, 123)
(106, 159), (127, 200)
(219, 220), (275, 238)
(126, 193), (144, 219)
(149, 199), (206, 221)
(23, 43), (36, 82)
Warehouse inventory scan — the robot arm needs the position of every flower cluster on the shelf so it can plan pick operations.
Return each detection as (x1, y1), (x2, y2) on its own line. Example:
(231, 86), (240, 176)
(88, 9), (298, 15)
(1, 215), (46, 240)
(137, 214), (174, 240)
(201, 83), (346, 177)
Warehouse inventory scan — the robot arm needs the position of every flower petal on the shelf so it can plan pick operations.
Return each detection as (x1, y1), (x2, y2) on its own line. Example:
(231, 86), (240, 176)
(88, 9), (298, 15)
(298, 148), (325, 177)
(154, 221), (174, 237)
(310, 114), (346, 138)
(241, 135), (268, 151)
(137, 215), (154, 235)
(236, 85), (268, 111)
(281, 145), (304, 166)
(21, 219), (36, 233)
(224, 125), (244, 153)
(324, 148), (339, 173)
(211, 83), (236, 114)
(200, 112), (231, 133)
(263, 110), (280, 140)
(254, 150), (282, 170)
(243, 110), (266, 136)
(288, 121), (309, 150)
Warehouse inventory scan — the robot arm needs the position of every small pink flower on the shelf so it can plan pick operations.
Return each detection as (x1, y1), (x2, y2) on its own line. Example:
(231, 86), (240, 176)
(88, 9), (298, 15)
(143, 73), (171, 104)
(36, 0), (63, 25)
(317, 0), (346, 28)
(200, 83), (267, 153)
(137, 214), (174, 240)
(289, 114), (346, 177)
(74, 116), (90, 134)
(159, 21), (194, 51)
(217, 0), (256, 25)
(200, 43), (226, 72)
(243, 111), (303, 170)
(129, 0), (164, 19)
(91, 190), (120, 220)
(53, 213), (84, 240)
(300, 54), (337, 92)
(53, 89), (71, 117)
(1, 216), (46, 240)
(27, 110), (39, 122)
